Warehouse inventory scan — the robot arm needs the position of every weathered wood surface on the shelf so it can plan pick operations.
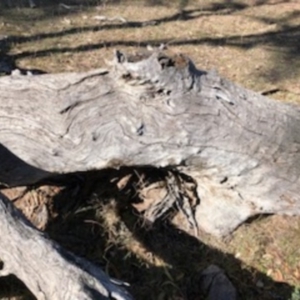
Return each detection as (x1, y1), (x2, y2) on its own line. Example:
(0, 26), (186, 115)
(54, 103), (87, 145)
(1, 49), (300, 236)
(0, 191), (133, 300)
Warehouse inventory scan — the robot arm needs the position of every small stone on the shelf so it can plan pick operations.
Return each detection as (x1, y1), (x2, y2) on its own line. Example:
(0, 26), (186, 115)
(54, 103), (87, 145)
(256, 280), (264, 288)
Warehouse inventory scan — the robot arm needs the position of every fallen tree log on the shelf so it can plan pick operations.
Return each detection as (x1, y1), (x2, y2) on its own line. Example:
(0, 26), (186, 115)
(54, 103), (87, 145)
(0, 191), (133, 300)
(1, 49), (300, 238)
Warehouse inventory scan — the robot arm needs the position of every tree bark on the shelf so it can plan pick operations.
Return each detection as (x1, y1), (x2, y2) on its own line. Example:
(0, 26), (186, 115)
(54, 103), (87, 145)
(1, 49), (300, 238)
(0, 191), (133, 300)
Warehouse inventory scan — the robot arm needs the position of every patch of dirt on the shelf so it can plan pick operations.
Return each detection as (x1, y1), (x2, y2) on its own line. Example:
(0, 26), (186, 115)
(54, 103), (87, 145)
(228, 215), (300, 286)
(1, 185), (61, 230)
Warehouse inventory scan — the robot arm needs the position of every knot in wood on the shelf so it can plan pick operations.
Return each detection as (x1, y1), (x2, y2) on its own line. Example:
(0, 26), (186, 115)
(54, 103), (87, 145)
(112, 49), (203, 94)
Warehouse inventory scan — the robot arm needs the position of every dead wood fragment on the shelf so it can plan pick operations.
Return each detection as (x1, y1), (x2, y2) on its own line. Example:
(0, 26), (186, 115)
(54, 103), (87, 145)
(1, 48), (300, 239)
(0, 191), (133, 300)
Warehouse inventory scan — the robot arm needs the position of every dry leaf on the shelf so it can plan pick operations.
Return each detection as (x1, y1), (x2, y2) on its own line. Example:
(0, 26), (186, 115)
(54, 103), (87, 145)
(116, 174), (132, 190)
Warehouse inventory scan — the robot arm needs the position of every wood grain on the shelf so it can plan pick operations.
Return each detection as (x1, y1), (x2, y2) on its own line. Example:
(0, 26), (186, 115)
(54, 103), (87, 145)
(1, 50), (300, 236)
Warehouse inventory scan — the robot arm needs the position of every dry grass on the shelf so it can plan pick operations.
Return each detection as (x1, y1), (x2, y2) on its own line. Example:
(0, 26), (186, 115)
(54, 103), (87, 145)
(1, 0), (300, 299)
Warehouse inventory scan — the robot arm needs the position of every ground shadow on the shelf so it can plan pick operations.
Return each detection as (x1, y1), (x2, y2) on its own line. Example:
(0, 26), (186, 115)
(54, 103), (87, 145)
(8, 23), (298, 57)
(0, 144), (52, 187)
(0, 168), (292, 300)
(2, 2), (248, 46)
(1, 1), (298, 83)
(0, 275), (34, 300)
(48, 169), (297, 299)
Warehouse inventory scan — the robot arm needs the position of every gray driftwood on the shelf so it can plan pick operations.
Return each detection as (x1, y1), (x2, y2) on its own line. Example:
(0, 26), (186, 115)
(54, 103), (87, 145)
(0, 191), (133, 300)
(1, 49), (300, 239)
